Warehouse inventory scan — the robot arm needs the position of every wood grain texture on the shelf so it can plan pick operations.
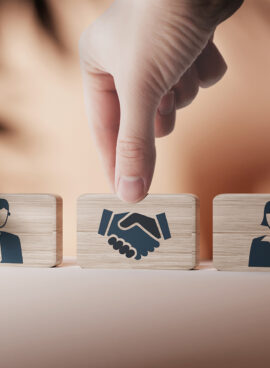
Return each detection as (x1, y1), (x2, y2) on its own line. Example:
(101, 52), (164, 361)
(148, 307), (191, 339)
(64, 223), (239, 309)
(77, 194), (199, 270)
(213, 194), (270, 271)
(0, 194), (62, 267)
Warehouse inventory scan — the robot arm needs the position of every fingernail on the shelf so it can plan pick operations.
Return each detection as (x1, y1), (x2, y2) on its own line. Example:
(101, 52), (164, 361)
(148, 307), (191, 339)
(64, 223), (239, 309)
(158, 91), (175, 116)
(117, 176), (145, 203)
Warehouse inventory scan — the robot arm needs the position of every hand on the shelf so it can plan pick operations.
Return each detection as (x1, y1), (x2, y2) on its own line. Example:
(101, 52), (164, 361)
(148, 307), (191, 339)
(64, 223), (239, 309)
(108, 212), (162, 260)
(98, 210), (171, 260)
(80, 0), (243, 203)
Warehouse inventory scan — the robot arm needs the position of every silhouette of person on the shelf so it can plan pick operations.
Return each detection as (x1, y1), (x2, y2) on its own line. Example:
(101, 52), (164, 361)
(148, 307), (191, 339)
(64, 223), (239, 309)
(0, 199), (23, 264)
(249, 201), (270, 267)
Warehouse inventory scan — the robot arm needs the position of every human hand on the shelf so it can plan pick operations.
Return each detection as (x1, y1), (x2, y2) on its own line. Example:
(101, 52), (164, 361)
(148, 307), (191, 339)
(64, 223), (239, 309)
(80, 0), (243, 202)
(98, 209), (171, 260)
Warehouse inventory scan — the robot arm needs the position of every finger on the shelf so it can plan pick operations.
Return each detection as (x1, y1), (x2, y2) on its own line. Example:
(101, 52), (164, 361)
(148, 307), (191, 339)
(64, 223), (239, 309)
(196, 40), (227, 88)
(108, 236), (117, 246)
(81, 70), (120, 188)
(126, 249), (136, 258)
(193, 0), (244, 28)
(119, 244), (128, 254)
(115, 82), (158, 203)
(155, 91), (176, 138)
(108, 237), (136, 258)
(173, 65), (200, 109)
(214, 0), (244, 25)
(108, 237), (123, 250)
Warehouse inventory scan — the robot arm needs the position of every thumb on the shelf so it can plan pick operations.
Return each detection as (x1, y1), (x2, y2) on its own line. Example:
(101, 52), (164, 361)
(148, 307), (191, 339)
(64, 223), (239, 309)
(115, 83), (158, 203)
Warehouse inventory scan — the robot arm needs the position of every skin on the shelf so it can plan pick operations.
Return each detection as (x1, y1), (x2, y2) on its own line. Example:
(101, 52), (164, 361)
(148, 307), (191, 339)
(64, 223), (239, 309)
(0, 209), (9, 228)
(80, 0), (244, 202)
(261, 213), (270, 242)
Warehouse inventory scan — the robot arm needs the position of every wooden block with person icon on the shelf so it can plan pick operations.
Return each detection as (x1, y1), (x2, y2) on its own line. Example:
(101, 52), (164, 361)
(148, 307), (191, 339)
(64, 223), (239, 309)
(0, 194), (62, 267)
(213, 194), (270, 271)
(77, 194), (199, 270)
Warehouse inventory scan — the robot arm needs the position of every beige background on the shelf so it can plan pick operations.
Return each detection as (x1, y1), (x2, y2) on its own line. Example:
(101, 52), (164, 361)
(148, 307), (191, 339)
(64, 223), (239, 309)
(0, 0), (269, 259)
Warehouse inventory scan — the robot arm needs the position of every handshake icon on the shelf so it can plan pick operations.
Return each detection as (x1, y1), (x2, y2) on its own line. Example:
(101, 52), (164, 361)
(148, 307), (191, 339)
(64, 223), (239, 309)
(98, 209), (171, 260)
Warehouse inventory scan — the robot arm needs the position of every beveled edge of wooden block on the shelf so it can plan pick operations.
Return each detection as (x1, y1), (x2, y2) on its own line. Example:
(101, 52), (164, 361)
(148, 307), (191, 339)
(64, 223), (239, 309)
(77, 192), (199, 200)
(77, 193), (200, 270)
(77, 193), (199, 213)
(54, 194), (63, 267)
(213, 193), (270, 202)
(194, 195), (200, 269)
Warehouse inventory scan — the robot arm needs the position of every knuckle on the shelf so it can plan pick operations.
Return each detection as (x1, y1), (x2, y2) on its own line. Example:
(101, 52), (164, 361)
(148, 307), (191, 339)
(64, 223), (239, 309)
(192, 0), (243, 26)
(117, 138), (149, 161)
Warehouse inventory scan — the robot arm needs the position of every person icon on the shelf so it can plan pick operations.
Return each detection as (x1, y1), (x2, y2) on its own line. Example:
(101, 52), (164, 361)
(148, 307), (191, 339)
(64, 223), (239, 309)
(0, 199), (23, 264)
(249, 201), (270, 267)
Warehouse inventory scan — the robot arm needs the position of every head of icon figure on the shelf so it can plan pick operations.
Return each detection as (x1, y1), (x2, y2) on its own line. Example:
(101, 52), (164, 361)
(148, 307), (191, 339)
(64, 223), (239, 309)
(261, 201), (270, 228)
(0, 199), (10, 228)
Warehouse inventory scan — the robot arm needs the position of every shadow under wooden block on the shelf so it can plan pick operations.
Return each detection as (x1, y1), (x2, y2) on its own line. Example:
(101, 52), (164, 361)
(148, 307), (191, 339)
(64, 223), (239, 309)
(0, 194), (62, 267)
(213, 194), (270, 271)
(77, 194), (199, 270)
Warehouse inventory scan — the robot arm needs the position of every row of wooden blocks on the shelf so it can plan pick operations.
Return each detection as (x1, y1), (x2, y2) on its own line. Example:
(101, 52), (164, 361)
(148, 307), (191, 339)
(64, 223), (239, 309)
(1, 194), (270, 271)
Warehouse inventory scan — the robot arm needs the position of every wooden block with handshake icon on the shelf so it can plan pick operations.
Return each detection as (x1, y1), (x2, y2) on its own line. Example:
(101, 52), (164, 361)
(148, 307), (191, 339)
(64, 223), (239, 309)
(77, 194), (199, 270)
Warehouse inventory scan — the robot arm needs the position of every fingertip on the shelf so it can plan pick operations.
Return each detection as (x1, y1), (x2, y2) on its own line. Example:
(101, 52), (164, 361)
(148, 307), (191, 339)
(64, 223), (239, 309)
(158, 91), (175, 116)
(156, 91), (176, 138)
(173, 65), (199, 110)
(117, 176), (147, 203)
(196, 41), (228, 88)
(199, 59), (227, 88)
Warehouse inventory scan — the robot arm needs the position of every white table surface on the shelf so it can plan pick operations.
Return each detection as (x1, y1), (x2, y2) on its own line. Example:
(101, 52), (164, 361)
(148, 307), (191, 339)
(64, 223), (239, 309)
(0, 258), (269, 368)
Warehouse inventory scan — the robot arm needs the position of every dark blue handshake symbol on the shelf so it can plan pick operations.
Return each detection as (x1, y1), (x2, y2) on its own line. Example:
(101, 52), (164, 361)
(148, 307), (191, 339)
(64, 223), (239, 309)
(98, 210), (171, 260)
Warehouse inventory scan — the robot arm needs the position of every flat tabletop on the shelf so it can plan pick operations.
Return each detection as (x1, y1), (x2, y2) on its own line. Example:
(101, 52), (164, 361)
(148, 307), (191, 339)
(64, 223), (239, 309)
(0, 259), (269, 368)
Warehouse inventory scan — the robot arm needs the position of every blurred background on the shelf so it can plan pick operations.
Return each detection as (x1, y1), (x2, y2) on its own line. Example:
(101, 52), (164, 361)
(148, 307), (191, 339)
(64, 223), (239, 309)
(0, 0), (269, 259)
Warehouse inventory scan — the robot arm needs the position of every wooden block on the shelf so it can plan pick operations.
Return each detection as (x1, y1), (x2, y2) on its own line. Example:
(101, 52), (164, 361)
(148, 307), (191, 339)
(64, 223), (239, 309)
(0, 194), (62, 267)
(77, 194), (199, 270)
(213, 194), (270, 271)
